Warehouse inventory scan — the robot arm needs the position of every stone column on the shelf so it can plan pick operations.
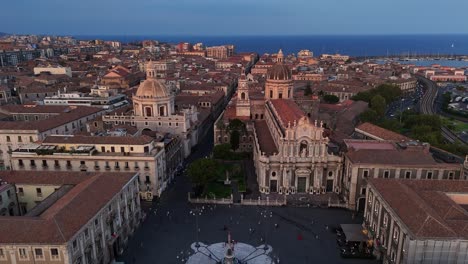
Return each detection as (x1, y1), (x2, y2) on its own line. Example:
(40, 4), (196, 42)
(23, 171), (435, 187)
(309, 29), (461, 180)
(416, 169), (422, 179)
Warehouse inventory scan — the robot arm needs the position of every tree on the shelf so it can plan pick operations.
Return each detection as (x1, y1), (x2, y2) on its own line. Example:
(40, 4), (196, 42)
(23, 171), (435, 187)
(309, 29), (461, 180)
(213, 144), (232, 159)
(370, 95), (387, 118)
(230, 130), (240, 151)
(304, 81), (313, 96)
(322, 94), (340, 104)
(187, 159), (219, 193)
(359, 109), (379, 123)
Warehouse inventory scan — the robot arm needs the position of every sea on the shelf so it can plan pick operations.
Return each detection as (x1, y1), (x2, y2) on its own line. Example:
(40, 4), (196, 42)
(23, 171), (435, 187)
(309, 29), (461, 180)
(75, 34), (468, 66)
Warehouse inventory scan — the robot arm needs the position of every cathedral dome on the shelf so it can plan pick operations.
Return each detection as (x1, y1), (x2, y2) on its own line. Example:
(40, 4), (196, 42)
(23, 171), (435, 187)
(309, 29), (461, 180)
(267, 64), (291, 81)
(135, 79), (169, 98)
(135, 60), (170, 98)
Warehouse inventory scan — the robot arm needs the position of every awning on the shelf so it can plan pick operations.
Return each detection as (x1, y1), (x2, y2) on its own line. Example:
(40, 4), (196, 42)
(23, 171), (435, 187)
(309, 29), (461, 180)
(340, 224), (368, 242)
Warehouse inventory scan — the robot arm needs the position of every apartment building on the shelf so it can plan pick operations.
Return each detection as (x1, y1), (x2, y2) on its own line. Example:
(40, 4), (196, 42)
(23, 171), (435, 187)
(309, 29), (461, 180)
(364, 179), (468, 264)
(0, 171), (141, 264)
(342, 139), (464, 211)
(0, 105), (104, 170)
(9, 135), (167, 201)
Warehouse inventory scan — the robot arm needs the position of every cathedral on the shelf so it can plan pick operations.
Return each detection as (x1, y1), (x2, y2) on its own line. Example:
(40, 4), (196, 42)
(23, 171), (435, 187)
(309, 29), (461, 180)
(102, 60), (200, 157)
(215, 50), (342, 195)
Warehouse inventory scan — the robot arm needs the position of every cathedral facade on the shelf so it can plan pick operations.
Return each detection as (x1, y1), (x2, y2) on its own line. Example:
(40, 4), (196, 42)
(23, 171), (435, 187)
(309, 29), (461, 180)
(215, 50), (343, 195)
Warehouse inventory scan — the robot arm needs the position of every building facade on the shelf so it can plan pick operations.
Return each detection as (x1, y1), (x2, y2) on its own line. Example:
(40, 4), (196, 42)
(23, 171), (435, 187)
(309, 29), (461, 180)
(0, 171), (142, 264)
(343, 140), (464, 211)
(364, 179), (468, 264)
(9, 135), (168, 200)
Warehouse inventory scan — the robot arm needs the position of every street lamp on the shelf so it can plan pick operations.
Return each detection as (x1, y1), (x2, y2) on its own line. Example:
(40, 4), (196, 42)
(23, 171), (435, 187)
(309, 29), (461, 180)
(260, 210), (273, 250)
(189, 206), (204, 248)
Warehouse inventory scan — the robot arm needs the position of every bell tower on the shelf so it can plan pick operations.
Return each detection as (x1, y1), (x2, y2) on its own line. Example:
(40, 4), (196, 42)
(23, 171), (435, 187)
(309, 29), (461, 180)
(236, 69), (251, 117)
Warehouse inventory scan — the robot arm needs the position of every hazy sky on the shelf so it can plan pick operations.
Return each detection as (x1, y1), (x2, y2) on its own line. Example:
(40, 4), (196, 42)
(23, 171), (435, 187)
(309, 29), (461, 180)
(3, 0), (468, 35)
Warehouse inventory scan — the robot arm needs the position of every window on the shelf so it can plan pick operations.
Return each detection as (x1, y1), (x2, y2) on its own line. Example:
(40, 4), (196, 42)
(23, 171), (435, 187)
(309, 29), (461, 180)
(66, 160), (72, 168)
(54, 160), (59, 167)
(134, 162), (139, 169)
(36, 188), (42, 197)
(72, 240), (78, 251)
(363, 170), (369, 178)
(42, 160), (48, 167)
(111, 147), (115, 152)
(18, 187), (24, 196)
(7, 190), (10, 198)
(29, 136), (33, 142)
(50, 248), (59, 259)
(6, 136), (10, 142)
(383, 170), (390, 178)
(383, 214), (388, 228)
(427, 171), (433, 179)
(145, 175), (151, 184)
(101, 146), (105, 152)
(0, 248), (5, 259)
(30, 160), (36, 167)
(405, 171), (411, 179)
(271, 171), (276, 177)
(18, 248), (28, 259)
(80, 161), (85, 165)
(374, 201), (379, 213)
(120, 147), (125, 152)
(448, 171), (454, 180)
(34, 248), (43, 259)
(361, 188), (366, 195)
(95, 218), (99, 227)
(19, 159), (24, 167)
(84, 228), (89, 238)
(18, 136), (22, 142)
(393, 228), (399, 241)
(0, 196), (2, 204)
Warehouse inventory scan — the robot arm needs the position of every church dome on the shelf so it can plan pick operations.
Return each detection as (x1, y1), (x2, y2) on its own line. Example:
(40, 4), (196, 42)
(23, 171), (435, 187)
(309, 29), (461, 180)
(267, 63), (291, 81)
(135, 79), (169, 98)
(135, 60), (170, 98)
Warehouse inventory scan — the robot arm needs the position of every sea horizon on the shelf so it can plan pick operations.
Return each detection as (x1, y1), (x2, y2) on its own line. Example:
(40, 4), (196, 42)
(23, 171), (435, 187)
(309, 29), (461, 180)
(72, 34), (468, 58)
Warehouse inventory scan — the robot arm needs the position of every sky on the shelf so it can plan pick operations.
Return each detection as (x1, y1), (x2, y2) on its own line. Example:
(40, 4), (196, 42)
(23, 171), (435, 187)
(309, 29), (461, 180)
(2, 0), (468, 36)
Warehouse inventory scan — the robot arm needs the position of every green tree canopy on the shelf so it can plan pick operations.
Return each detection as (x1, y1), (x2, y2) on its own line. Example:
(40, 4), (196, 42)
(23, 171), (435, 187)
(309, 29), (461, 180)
(322, 94), (340, 104)
(370, 95), (387, 118)
(359, 109), (379, 123)
(187, 158), (219, 191)
(230, 130), (240, 151)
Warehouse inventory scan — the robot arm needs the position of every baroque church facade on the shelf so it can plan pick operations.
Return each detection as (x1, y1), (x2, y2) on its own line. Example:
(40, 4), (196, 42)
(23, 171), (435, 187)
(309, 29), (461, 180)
(215, 50), (343, 195)
(102, 61), (200, 157)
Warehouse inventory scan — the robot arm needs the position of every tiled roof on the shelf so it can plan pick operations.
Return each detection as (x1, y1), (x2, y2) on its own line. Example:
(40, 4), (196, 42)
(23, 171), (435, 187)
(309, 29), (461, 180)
(43, 135), (154, 145)
(355, 122), (410, 142)
(269, 99), (305, 127)
(369, 179), (468, 239)
(254, 120), (278, 156)
(0, 171), (135, 244)
(345, 146), (439, 166)
(0, 105), (71, 114)
(0, 106), (102, 132)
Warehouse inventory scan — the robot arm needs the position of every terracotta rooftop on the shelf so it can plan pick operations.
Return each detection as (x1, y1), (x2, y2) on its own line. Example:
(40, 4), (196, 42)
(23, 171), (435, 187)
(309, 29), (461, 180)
(254, 120), (278, 156)
(0, 106), (102, 132)
(344, 140), (459, 168)
(0, 171), (136, 244)
(269, 99), (305, 128)
(369, 179), (468, 239)
(355, 122), (410, 142)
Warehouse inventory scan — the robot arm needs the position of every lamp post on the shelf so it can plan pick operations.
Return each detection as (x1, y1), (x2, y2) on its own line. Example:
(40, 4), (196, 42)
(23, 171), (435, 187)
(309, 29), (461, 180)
(260, 210), (273, 250)
(189, 206), (204, 248)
